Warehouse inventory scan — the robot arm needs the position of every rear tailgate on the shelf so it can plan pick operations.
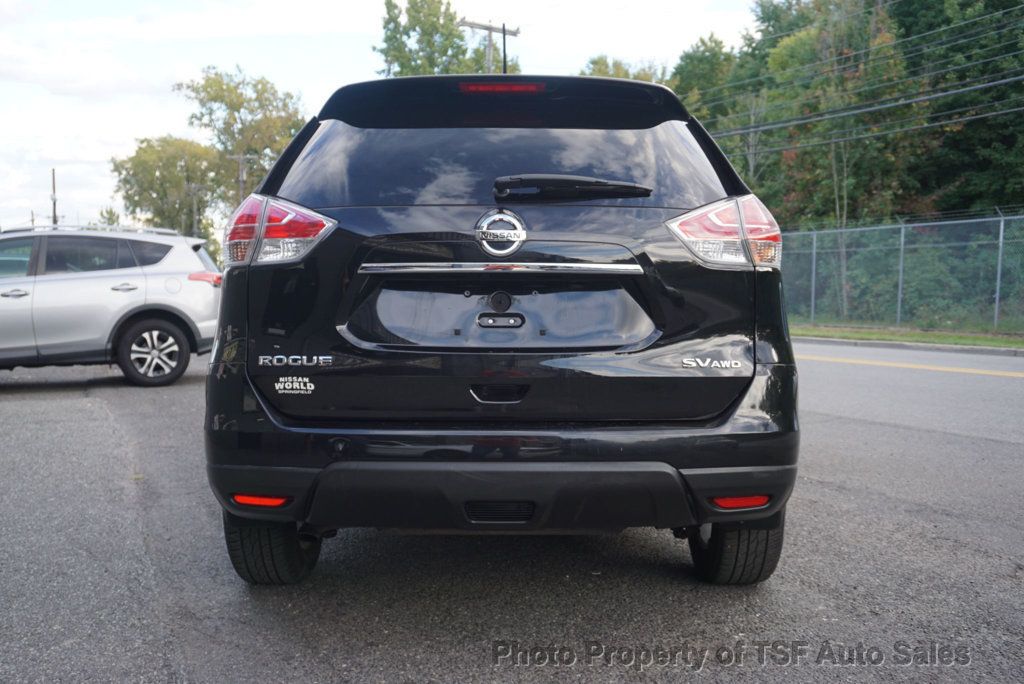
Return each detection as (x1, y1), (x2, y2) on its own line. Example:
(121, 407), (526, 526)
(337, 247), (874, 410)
(245, 206), (754, 423)
(245, 76), (755, 424)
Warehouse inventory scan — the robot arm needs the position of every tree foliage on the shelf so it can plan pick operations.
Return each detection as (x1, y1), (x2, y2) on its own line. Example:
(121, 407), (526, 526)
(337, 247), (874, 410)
(580, 55), (673, 85)
(375, 0), (467, 76)
(664, 0), (1023, 225)
(174, 66), (305, 205)
(97, 206), (120, 226)
(112, 67), (303, 260)
(375, 0), (521, 75)
(670, 36), (734, 119)
(111, 136), (218, 236)
(463, 36), (521, 74)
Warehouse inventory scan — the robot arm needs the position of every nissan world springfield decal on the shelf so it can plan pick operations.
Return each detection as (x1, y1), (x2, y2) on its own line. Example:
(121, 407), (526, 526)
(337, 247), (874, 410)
(274, 376), (316, 395)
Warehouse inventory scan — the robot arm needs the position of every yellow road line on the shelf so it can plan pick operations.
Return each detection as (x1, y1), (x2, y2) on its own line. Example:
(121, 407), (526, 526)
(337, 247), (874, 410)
(795, 354), (1024, 379)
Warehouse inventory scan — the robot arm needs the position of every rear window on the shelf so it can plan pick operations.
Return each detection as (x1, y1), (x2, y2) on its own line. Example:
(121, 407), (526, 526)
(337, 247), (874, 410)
(129, 240), (172, 266)
(276, 119), (728, 209)
(193, 244), (220, 271)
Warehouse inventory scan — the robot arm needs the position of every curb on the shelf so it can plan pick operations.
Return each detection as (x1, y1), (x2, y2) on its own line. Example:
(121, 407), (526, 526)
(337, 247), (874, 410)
(792, 335), (1024, 358)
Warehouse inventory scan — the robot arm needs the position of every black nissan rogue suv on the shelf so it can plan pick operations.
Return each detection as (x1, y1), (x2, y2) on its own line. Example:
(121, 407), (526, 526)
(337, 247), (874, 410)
(205, 76), (798, 585)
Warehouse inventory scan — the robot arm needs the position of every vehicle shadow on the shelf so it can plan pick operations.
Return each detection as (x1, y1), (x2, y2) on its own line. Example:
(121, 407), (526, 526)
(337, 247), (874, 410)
(0, 370), (205, 394)
(237, 528), (770, 639)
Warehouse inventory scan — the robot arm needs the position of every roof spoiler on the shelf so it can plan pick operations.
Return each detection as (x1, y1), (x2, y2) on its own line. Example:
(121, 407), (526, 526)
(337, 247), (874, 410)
(318, 75), (690, 130)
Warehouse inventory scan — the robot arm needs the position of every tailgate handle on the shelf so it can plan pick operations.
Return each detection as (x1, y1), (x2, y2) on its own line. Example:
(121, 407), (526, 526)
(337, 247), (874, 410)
(470, 384), (529, 405)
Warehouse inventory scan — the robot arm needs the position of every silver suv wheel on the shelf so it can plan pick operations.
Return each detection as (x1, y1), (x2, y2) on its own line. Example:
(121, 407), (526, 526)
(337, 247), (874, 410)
(130, 329), (180, 377)
(117, 318), (190, 386)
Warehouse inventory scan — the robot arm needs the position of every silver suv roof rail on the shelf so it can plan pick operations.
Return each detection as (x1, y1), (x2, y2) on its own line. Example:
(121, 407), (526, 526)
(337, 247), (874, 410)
(0, 224), (181, 236)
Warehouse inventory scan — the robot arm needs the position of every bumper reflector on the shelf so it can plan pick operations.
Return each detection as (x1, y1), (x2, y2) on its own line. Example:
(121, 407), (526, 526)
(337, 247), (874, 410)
(710, 495), (770, 510)
(231, 494), (289, 508)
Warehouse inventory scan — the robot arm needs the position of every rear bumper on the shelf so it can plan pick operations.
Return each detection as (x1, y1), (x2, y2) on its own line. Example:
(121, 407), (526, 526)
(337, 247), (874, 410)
(205, 363), (798, 531)
(209, 460), (795, 531)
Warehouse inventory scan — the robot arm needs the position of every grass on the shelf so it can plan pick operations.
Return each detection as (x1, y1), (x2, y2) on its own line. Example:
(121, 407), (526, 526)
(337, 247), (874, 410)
(790, 324), (1024, 350)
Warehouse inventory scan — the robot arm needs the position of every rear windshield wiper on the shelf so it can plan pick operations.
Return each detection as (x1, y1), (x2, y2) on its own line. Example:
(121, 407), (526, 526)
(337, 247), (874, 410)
(494, 174), (653, 201)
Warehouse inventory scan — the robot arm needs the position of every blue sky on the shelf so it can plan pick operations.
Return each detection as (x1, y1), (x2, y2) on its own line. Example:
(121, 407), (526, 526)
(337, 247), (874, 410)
(0, 0), (755, 228)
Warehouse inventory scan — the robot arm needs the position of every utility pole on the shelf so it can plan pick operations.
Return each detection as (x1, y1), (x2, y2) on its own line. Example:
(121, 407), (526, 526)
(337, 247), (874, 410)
(227, 154), (260, 204)
(186, 183), (206, 237)
(51, 168), (57, 227)
(457, 18), (520, 73)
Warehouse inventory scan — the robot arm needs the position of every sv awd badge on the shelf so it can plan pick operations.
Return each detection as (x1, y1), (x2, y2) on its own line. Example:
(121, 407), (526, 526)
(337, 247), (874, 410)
(258, 355), (333, 367)
(682, 358), (743, 369)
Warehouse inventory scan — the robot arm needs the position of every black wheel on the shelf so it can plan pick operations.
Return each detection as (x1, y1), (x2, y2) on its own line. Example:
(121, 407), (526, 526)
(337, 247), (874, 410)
(116, 318), (190, 387)
(687, 512), (785, 585)
(222, 511), (321, 585)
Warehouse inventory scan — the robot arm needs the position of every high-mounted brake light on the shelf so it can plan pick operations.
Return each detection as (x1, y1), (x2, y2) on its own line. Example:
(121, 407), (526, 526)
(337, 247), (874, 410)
(188, 271), (222, 287)
(710, 495), (771, 510)
(231, 493), (290, 508)
(665, 195), (781, 269)
(223, 194), (336, 266)
(459, 82), (546, 94)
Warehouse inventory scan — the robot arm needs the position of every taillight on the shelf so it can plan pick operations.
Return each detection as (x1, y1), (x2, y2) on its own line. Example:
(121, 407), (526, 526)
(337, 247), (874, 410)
(224, 195), (264, 265)
(256, 198), (334, 262)
(665, 195), (781, 269)
(223, 194), (335, 266)
(188, 271), (223, 287)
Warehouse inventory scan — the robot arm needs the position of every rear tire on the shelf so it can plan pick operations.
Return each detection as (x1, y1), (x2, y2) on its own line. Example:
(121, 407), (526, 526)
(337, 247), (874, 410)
(687, 511), (785, 585)
(116, 318), (190, 387)
(222, 511), (321, 585)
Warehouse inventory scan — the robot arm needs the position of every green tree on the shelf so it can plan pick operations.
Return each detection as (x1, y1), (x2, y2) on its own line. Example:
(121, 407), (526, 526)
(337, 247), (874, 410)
(174, 66), (305, 205)
(671, 35), (735, 118)
(97, 206), (120, 226)
(111, 136), (219, 239)
(892, 0), (1024, 211)
(580, 55), (674, 85)
(764, 4), (925, 227)
(463, 36), (521, 74)
(374, 0), (468, 76)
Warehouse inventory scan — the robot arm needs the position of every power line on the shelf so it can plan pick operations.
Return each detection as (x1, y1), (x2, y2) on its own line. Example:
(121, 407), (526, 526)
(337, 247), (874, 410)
(711, 65), (1024, 137)
(712, 71), (1024, 138)
(457, 18), (520, 74)
(697, 3), (1024, 97)
(743, 103), (1024, 154)
(803, 92), (1024, 138)
(719, 93), (1024, 156)
(703, 39), (1024, 128)
(698, 12), (1024, 111)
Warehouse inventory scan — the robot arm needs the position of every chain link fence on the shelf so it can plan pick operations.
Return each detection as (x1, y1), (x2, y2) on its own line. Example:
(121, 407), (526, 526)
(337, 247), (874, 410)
(782, 214), (1024, 333)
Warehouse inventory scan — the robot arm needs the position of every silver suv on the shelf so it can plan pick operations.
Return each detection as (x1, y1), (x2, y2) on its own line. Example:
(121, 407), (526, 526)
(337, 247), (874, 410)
(0, 227), (221, 386)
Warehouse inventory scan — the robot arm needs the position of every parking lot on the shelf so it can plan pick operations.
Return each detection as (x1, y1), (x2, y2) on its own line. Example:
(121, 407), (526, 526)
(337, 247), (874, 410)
(1, 340), (1022, 681)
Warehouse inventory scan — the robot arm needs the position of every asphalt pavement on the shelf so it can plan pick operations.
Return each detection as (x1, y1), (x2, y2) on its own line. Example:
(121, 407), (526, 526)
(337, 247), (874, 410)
(1, 341), (1022, 681)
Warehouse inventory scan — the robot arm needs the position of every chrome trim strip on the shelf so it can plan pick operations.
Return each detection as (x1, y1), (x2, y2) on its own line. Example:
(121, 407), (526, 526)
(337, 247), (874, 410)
(357, 262), (644, 275)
